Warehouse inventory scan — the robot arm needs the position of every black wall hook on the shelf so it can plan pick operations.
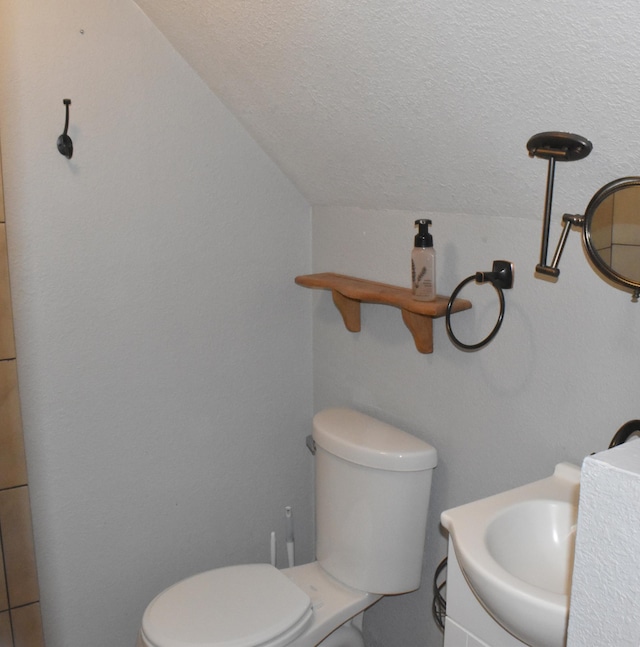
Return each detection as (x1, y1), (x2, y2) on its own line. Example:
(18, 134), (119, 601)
(57, 99), (73, 159)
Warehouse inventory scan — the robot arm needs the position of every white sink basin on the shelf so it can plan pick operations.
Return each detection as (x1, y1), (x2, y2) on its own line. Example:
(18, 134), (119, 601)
(441, 463), (580, 647)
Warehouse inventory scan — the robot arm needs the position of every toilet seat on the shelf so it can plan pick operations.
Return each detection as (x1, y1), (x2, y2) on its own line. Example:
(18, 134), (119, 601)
(141, 564), (313, 647)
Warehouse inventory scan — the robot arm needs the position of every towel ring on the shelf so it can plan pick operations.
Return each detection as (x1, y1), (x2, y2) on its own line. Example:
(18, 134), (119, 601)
(445, 261), (514, 351)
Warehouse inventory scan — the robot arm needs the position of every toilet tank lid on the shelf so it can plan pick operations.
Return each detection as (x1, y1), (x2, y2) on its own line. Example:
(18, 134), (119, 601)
(312, 408), (437, 471)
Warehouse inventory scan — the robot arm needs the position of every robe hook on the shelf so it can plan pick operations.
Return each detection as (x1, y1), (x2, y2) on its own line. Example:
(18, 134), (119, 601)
(57, 99), (73, 159)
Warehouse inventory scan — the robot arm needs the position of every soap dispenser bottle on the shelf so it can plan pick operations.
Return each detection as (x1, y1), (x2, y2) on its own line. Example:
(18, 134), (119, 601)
(411, 219), (436, 301)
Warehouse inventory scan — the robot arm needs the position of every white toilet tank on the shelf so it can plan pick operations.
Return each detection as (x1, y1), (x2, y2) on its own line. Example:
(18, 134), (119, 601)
(312, 408), (437, 595)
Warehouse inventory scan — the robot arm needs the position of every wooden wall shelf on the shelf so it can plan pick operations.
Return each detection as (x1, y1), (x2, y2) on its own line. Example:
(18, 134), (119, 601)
(295, 273), (472, 354)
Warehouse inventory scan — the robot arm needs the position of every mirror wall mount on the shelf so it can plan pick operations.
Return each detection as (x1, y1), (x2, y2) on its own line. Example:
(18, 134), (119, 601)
(527, 131), (593, 277)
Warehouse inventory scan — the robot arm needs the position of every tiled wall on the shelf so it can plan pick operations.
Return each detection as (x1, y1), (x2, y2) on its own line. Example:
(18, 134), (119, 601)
(0, 151), (45, 646)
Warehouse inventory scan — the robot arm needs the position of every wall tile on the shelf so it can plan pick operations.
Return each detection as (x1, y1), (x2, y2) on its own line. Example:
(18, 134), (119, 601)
(0, 224), (15, 359)
(0, 487), (39, 608)
(0, 144), (43, 646)
(0, 611), (13, 647)
(0, 544), (7, 612)
(0, 152), (4, 224)
(0, 360), (27, 490)
(12, 603), (44, 647)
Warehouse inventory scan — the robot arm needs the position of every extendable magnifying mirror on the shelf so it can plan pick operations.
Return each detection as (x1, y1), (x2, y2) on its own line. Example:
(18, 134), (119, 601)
(582, 177), (640, 301)
(527, 131), (592, 277)
(529, 132), (640, 301)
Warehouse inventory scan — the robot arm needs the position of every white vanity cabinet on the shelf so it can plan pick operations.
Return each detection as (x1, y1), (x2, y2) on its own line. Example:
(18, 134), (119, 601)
(443, 539), (529, 647)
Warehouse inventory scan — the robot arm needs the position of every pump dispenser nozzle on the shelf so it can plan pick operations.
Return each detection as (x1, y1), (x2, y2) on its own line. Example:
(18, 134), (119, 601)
(414, 219), (433, 248)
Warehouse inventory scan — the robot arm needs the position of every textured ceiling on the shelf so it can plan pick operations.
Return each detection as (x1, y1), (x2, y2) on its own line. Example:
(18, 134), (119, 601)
(132, 0), (640, 216)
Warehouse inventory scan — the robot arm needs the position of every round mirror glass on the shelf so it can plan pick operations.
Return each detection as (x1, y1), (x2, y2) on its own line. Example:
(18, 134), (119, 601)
(583, 177), (640, 291)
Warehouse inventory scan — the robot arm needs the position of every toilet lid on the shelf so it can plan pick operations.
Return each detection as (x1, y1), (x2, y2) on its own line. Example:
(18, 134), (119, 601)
(142, 563), (312, 647)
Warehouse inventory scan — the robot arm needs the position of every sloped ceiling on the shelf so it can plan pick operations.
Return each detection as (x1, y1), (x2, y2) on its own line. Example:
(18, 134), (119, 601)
(132, 0), (640, 216)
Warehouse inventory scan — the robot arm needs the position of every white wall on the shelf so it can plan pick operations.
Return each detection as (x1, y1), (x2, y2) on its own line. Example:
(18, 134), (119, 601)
(0, 1), (313, 646)
(568, 441), (640, 646)
(312, 206), (640, 646)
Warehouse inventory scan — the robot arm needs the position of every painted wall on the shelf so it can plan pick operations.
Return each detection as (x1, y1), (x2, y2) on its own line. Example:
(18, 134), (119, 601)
(0, 1), (313, 646)
(312, 206), (640, 646)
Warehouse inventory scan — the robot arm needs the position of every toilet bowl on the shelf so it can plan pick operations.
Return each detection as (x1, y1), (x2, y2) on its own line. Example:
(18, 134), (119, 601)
(137, 408), (437, 647)
(138, 562), (378, 647)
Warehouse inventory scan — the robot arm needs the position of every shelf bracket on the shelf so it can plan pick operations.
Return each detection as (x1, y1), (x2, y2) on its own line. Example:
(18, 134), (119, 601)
(331, 290), (361, 332)
(401, 309), (434, 354)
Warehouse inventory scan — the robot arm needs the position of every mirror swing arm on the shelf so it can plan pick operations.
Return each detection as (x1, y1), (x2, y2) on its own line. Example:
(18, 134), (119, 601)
(545, 211), (585, 277)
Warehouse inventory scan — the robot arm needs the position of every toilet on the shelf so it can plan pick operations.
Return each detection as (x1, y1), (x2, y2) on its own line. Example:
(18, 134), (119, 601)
(137, 407), (437, 647)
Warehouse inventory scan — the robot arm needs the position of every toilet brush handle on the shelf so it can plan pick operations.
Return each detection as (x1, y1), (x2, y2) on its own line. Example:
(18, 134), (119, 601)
(285, 507), (295, 568)
(287, 541), (294, 568)
(270, 531), (276, 567)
